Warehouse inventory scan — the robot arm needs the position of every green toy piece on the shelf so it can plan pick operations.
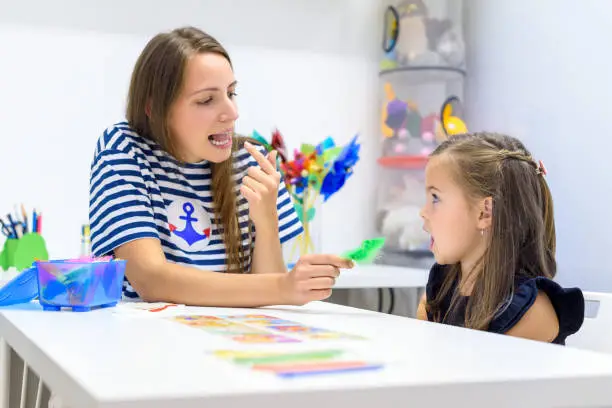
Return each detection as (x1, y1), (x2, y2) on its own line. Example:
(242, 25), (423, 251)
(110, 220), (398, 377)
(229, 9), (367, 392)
(12, 233), (49, 271)
(0, 238), (19, 271)
(341, 237), (386, 265)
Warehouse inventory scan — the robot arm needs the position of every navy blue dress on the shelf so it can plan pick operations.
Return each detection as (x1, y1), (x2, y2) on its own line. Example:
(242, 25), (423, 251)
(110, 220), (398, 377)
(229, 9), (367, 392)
(425, 263), (585, 345)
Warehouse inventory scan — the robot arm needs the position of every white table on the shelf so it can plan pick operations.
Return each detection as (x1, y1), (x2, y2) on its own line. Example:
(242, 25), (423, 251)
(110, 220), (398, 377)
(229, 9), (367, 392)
(2, 301), (612, 408)
(334, 264), (429, 289)
(334, 264), (429, 314)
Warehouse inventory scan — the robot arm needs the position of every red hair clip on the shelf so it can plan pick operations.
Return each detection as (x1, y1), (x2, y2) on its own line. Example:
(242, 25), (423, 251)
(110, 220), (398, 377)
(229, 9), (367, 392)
(537, 160), (547, 176)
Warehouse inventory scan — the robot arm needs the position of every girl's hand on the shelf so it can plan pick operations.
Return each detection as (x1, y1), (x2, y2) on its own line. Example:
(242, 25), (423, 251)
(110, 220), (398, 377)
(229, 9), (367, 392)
(241, 141), (281, 229)
(279, 254), (354, 305)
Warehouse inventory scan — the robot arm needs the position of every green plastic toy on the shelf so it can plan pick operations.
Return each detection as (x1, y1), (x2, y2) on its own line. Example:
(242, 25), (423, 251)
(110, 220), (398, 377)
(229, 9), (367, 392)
(0, 233), (49, 271)
(341, 237), (386, 265)
(0, 239), (18, 270)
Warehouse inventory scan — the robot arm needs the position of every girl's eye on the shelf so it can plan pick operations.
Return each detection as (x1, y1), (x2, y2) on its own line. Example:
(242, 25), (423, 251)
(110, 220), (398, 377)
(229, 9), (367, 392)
(228, 91), (237, 98)
(432, 193), (440, 204)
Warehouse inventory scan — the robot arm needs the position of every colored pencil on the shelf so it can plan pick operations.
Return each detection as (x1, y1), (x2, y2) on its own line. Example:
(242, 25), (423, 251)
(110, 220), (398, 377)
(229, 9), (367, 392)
(21, 204), (28, 234)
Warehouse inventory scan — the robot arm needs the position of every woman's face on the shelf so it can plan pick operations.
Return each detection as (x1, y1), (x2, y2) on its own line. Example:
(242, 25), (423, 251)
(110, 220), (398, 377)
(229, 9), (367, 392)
(169, 52), (239, 163)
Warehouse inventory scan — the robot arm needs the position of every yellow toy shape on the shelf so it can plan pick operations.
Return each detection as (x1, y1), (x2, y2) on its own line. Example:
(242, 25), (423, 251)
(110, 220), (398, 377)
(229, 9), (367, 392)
(441, 96), (468, 137)
(381, 83), (395, 138)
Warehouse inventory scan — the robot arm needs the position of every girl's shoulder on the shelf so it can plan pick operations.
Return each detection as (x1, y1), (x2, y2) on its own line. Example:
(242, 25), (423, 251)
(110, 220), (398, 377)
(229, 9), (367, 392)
(489, 276), (585, 344)
(425, 263), (585, 344)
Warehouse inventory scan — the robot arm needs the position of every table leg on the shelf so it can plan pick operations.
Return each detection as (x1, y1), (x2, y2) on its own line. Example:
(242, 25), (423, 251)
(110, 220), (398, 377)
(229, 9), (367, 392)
(0, 339), (51, 408)
(0, 338), (10, 408)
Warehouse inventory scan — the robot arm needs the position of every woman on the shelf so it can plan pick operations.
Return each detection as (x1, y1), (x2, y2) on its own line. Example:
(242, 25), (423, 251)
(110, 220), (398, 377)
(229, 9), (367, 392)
(89, 26), (352, 307)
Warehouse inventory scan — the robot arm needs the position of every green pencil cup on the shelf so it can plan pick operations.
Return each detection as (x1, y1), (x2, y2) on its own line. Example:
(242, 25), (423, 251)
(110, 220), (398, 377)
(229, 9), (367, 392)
(0, 233), (49, 271)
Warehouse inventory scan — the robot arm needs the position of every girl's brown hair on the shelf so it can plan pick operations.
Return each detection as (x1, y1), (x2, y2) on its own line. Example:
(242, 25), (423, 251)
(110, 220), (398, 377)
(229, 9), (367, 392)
(426, 132), (556, 330)
(126, 26), (249, 273)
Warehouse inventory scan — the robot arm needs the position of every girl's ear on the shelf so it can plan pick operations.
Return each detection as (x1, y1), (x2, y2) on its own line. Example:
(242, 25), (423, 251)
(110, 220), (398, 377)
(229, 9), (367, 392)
(145, 100), (152, 117)
(477, 197), (493, 230)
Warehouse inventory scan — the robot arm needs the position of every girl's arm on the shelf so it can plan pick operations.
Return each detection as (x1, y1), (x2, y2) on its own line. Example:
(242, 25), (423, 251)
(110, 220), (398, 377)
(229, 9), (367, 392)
(416, 293), (428, 320)
(505, 292), (559, 342)
(115, 238), (287, 307)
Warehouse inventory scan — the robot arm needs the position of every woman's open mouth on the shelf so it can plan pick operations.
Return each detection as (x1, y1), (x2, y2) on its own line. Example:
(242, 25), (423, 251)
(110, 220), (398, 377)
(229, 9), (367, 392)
(208, 129), (233, 149)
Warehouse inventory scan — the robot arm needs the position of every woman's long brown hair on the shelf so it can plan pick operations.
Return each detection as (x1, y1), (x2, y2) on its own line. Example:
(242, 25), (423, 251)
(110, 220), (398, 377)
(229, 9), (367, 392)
(125, 26), (248, 273)
(426, 133), (556, 330)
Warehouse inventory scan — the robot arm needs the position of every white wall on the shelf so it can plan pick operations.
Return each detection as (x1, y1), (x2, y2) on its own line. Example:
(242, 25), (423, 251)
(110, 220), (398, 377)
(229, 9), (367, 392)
(0, 0), (381, 260)
(464, 0), (612, 291)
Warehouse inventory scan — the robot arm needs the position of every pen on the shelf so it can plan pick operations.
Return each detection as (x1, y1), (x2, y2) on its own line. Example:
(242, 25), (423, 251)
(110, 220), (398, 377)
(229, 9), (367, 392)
(6, 214), (18, 238)
(0, 219), (11, 238)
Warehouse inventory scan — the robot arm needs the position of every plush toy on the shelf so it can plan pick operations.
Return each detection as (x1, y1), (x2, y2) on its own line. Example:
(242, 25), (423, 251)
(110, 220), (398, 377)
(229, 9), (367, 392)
(395, 0), (429, 66)
(377, 175), (429, 252)
(381, 82), (408, 138)
(380, 0), (465, 69)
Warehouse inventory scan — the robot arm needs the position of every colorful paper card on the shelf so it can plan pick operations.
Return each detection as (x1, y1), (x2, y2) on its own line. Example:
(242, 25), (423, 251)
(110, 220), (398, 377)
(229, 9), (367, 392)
(212, 348), (383, 378)
(218, 314), (366, 341)
(169, 314), (365, 344)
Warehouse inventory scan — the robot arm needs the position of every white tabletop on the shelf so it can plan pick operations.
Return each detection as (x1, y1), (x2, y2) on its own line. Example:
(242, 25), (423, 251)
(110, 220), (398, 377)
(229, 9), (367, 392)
(334, 264), (429, 289)
(1, 301), (612, 408)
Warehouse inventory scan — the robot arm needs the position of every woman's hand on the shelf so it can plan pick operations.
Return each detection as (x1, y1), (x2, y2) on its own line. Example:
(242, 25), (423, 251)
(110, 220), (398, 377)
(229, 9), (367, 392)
(241, 141), (281, 229)
(279, 254), (354, 305)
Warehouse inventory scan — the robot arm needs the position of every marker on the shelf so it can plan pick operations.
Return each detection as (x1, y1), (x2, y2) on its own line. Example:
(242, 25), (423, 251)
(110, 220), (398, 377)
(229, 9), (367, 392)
(32, 210), (37, 233)
(36, 212), (42, 234)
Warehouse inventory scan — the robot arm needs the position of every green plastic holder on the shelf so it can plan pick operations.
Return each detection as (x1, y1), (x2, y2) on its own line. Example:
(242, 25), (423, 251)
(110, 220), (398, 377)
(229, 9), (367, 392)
(0, 233), (49, 271)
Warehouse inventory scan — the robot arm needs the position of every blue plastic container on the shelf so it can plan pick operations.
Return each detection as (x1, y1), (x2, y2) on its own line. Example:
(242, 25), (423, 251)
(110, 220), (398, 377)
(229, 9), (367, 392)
(35, 259), (126, 312)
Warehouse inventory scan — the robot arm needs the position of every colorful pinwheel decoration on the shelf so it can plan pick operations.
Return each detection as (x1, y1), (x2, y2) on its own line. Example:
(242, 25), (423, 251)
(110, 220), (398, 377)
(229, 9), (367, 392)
(250, 129), (361, 259)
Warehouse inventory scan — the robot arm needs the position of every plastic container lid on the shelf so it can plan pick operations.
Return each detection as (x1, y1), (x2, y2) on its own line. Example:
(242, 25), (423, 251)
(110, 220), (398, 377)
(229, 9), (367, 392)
(0, 267), (39, 307)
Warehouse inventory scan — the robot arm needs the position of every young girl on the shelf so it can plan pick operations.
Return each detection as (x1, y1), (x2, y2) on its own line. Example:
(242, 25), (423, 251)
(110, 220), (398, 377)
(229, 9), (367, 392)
(417, 132), (584, 344)
(88, 26), (352, 307)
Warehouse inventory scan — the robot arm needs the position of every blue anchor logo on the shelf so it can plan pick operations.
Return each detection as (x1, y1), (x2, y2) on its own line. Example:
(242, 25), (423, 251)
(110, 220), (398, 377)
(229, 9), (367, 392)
(169, 202), (210, 247)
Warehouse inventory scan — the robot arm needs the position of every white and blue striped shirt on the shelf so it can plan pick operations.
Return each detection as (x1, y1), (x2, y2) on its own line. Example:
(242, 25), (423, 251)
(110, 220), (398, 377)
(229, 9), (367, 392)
(89, 122), (303, 298)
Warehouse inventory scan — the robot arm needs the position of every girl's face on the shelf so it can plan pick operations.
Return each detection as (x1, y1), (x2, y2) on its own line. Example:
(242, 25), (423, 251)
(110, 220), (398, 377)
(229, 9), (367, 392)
(169, 52), (238, 163)
(420, 155), (489, 269)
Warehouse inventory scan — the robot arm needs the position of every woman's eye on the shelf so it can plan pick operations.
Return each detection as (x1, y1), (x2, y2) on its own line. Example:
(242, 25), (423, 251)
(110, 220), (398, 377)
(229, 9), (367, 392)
(197, 98), (213, 105)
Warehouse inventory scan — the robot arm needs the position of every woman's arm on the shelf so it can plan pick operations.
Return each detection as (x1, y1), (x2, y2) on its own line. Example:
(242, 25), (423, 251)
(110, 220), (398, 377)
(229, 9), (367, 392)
(240, 142), (295, 275)
(115, 238), (352, 307)
(115, 238), (286, 307)
(251, 222), (287, 274)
